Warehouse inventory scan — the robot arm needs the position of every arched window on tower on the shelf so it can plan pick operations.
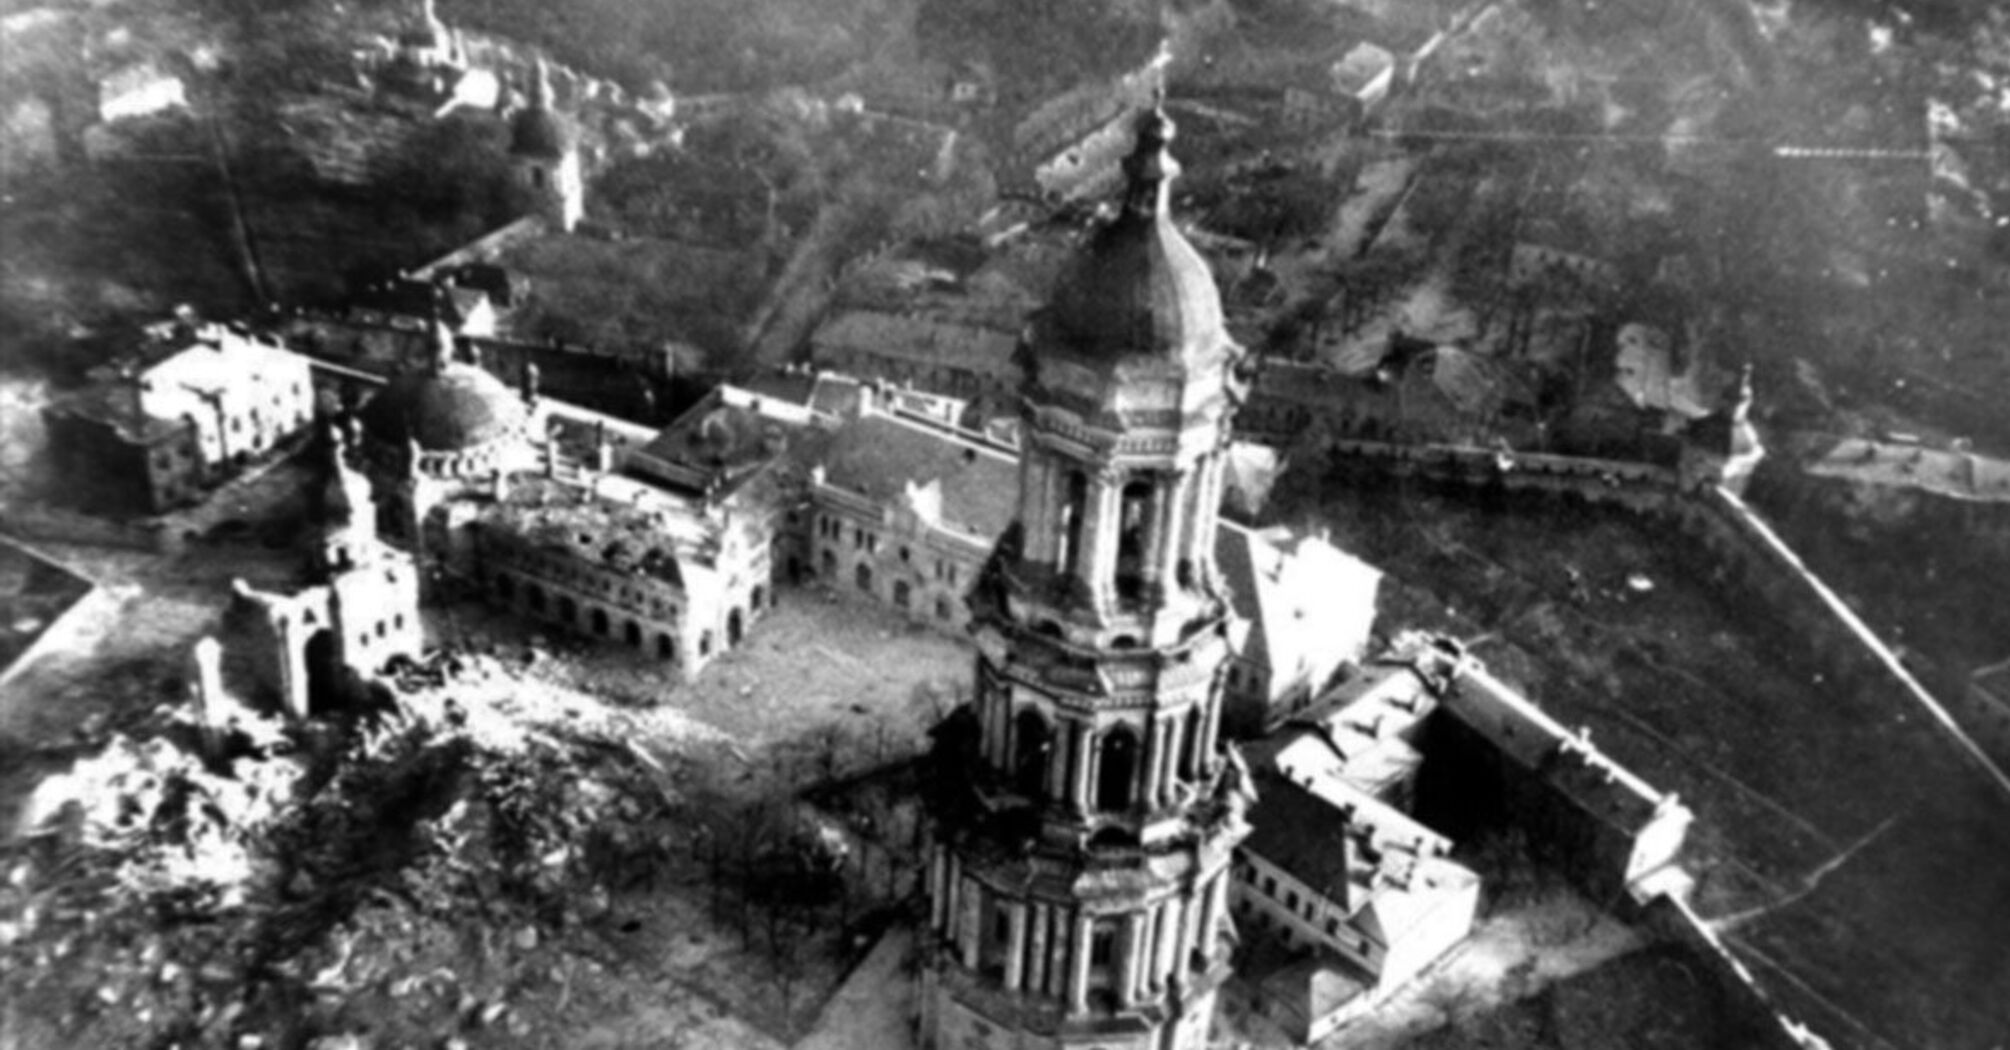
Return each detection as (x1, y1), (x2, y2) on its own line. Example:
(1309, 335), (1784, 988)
(1013, 709), (1051, 798)
(1116, 479), (1152, 602)
(1058, 469), (1088, 579)
(1096, 725), (1139, 812)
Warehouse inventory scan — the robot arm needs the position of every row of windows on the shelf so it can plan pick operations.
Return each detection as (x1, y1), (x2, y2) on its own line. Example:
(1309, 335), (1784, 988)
(815, 515), (963, 584)
(1234, 861), (1351, 942)
(495, 571), (709, 660)
(502, 549), (682, 620)
(353, 612), (408, 652)
(818, 548), (959, 622)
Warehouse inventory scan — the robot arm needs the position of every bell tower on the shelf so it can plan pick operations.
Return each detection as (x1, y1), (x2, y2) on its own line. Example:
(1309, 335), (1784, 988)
(919, 107), (1253, 1050)
(509, 59), (583, 232)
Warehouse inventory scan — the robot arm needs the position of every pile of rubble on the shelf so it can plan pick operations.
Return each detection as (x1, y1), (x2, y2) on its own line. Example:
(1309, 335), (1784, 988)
(1, 670), (691, 1048)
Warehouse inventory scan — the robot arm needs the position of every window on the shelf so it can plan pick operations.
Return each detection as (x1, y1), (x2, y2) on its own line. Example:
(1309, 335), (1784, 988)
(1058, 471), (1088, 576)
(1285, 890), (1299, 911)
(1012, 710), (1050, 797)
(1095, 726), (1139, 812)
(936, 597), (952, 621)
(899, 546), (910, 564)
(1115, 479), (1152, 601)
(1262, 875), (1277, 897)
(1324, 918), (1339, 937)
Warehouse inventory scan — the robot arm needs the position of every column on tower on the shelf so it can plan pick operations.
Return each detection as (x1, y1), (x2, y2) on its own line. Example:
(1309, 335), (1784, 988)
(1067, 910), (1093, 1014)
(1201, 697), (1223, 775)
(929, 851), (949, 931)
(1142, 474), (1173, 595)
(1046, 714), (1071, 800)
(1155, 896), (1183, 991)
(1071, 722), (1094, 813)
(984, 678), (1010, 768)
(1161, 468), (1192, 592)
(1046, 905), (1071, 998)
(1004, 901), (1029, 991)
(1194, 872), (1220, 964)
(1138, 714), (1161, 812)
(1119, 911), (1148, 1007)
(958, 878), (982, 970)
(1022, 451), (1051, 563)
(1158, 710), (1186, 806)
(1026, 901), (1051, 996)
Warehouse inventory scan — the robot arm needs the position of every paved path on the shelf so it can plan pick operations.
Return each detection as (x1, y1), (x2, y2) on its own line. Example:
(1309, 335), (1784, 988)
(794, 927), (916, 1050)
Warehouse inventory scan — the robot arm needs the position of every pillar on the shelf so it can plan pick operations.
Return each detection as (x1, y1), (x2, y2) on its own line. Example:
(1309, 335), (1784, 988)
(1141, 476), (1171, 591)
(1120, 912), (1148, 1007)
(994, 686), (1012, 769)
(1200, 699), (1222, 775)
(1025, 455), (1054, 565)
(1160, 712), (1186, 805)
(1171, 888), (1194, 992)
(1162, 468), (1191, 590)
(958, 880), (982, 970)
(1004, 902), (1029, 991)
(929, 850), (949, 932)
(1079, 477), (1117, 605)
(1139, 715), (1161, 811)
(1071, 723), (1093, 814)
(1048, 717), (1074, 800)
(1067, 911), (1093, 1015)
(1157, 897), (1184, 992)
(1026, 902), (1050, 997)
(1195, 873), (1220, 963)
(1047, 906), (1070, 998)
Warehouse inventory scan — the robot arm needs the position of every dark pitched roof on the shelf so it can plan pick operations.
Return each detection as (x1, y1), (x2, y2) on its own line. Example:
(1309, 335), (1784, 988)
(815, 414), (1017, 540)
(645, 400), (776, 470)
(1245, 767), (1361, 904)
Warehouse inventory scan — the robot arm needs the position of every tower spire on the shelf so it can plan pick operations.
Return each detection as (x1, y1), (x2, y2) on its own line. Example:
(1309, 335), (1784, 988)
(1119, 102), (1179, 219)
(530, 56), (552, 112)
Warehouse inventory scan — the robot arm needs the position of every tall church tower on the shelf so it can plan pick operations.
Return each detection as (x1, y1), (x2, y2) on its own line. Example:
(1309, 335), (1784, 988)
(509, 59), (583, 232)
(919, 107), (1254, 1050)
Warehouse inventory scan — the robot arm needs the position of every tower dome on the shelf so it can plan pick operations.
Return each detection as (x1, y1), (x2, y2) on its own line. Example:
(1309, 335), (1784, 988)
(359, 322), (528, 454)
(510, 58), (576, 160)
(1029, 108), (1235, 377)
